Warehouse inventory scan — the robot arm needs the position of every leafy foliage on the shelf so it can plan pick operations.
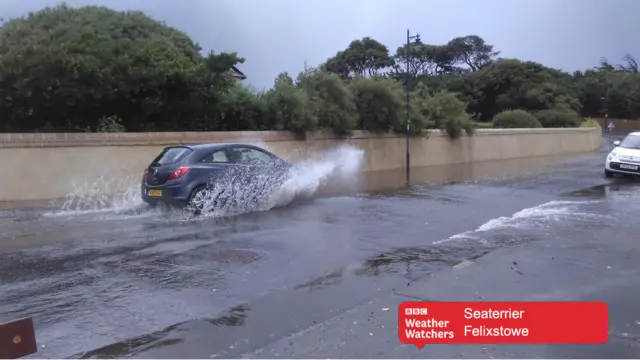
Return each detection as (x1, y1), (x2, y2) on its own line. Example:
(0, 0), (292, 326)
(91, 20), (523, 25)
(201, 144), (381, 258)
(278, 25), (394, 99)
(581, 118), (601, 129)
(263, 73), (317, 135)
(0, 4), (244, 132)
(0, 4), (637, 137)
(420, 90), (473, 138)
(296, 68), (358, 136)
(533, 109), (581, 128)
(492, 110), (542, 129)
(348, 77), (405, 133)
(322, 37), (395, 80)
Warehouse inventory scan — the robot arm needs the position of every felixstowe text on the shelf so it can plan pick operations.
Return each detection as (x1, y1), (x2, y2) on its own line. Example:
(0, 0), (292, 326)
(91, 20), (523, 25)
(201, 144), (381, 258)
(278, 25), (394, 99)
(398, 301), (608, 348)
(404, 307), (528, 340)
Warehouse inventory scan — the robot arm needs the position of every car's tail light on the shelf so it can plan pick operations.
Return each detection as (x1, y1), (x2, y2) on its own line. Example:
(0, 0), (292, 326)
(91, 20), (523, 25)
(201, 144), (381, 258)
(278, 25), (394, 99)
(168, 166), (190, 180)
(143, 169), (149, 180)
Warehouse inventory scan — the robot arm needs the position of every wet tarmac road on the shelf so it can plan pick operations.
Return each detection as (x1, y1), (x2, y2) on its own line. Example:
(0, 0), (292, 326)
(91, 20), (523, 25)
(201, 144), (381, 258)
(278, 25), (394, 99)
(2, 136), (640, 358)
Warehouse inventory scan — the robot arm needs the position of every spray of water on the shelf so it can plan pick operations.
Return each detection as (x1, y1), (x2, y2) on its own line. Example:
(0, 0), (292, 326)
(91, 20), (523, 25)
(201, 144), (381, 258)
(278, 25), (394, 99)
(48, 175), (145, 216)
(179, 145), (365, 218)
(47, 145), (364, 219)
(434, 200), (606, 244)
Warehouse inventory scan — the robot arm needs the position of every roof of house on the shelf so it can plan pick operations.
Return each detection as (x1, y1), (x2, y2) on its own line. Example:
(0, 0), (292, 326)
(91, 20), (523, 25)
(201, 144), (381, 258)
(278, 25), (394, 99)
(230, 66), (247, 80)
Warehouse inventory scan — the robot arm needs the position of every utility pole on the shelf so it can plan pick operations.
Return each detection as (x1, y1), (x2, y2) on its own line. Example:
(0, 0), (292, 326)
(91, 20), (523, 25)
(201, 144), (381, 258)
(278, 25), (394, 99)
(405, 29), (421, 185)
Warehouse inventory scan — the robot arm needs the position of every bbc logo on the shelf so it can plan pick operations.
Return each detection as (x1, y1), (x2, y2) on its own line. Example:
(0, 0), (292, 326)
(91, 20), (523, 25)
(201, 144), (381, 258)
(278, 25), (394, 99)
(405, 308), (428, 315)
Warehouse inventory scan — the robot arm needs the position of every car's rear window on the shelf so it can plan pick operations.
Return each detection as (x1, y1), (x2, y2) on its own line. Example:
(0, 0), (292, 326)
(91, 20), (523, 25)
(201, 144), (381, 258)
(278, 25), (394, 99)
(152, 147), (192, 165)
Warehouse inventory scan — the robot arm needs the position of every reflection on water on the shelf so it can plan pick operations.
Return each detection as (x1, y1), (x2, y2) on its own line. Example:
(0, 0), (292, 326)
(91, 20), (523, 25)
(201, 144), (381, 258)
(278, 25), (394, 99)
(294, 268), (344, 293)
(363, 184), (467, 202)
(566, 179), (640, 198)
(77, 305), (250, 359)
(353, 245), (489, 281)
(292, 233), (539, 295)
(567, 184), (616, 197)
(1, 153), (589, 211)
(206, 304), (249, 327)
(320, 153), (588, 195)
(76, 321), (185, 359)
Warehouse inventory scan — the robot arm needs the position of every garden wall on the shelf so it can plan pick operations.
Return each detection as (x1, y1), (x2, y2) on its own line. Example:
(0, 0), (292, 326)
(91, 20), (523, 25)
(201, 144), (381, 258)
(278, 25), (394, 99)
(0, 128), (601, 203)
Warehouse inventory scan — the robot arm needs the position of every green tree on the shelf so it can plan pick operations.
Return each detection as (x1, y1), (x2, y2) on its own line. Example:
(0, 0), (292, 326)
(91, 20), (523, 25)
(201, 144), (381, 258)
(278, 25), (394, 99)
(533, 109), (581, 128)
(6, 7), (640, 136)
(348, 77), (402, 132)
(603, 72), (640, 119)
(263, 73), (317, 135)
(0, 4), (244, 132)
(216, 85), (268, 131)
(599, 54), (638, 73)
(575, 70), (608, 118)
(296, 68), (358, 136)
(390, 35), (498, 81)
(391, 43), (462, 80)
(419, 91), (474, 138)
(463, 59), (579, 120)
(446, 35), (500, 72)
(492, 109), (542, 128)
(523, 82), (581, 113)
(348, 76), (427, 134)
(392, 44), (452, 78)
(322, 37), (395, 80)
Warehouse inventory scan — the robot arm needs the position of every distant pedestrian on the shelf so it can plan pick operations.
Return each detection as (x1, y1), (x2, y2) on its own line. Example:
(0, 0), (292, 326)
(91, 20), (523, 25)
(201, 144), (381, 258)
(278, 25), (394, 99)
(607, 121), (615, 133)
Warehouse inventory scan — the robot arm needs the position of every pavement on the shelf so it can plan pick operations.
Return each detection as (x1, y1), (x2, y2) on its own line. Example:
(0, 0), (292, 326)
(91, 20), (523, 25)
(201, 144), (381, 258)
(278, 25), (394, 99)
(1, 134), (640, 359)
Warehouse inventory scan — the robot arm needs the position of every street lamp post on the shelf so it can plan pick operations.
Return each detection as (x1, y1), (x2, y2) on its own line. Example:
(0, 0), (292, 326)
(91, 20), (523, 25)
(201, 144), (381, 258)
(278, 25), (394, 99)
(405, 29), (421, 185)
(600, 97), (608, 134)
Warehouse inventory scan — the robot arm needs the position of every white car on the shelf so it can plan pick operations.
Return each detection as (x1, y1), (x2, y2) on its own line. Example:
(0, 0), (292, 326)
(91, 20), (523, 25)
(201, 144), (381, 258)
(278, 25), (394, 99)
(605, 132), (640, 178)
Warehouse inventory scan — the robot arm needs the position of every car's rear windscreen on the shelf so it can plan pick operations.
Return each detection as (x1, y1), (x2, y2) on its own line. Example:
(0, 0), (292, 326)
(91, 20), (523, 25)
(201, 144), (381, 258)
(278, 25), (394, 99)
(152, 147), (192, 165)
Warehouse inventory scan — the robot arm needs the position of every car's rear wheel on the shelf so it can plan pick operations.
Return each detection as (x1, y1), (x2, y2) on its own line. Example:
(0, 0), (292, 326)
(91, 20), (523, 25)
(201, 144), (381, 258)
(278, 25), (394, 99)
(187, 186), (212, 215)
(605, 169), (614, 178)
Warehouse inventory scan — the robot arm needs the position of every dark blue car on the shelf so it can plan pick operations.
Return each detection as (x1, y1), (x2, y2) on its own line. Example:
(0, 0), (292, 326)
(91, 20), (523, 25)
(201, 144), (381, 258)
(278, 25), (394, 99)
(141, 143), (293, 213)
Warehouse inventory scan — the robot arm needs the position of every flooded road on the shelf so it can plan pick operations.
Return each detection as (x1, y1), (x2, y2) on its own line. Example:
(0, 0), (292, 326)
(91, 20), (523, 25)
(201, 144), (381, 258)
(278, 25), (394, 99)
(1, 137), (638, 358)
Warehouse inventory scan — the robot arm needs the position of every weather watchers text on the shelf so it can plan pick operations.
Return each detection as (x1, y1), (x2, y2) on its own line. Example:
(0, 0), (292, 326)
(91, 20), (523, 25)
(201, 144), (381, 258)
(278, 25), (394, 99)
(398, 301), (609, 348)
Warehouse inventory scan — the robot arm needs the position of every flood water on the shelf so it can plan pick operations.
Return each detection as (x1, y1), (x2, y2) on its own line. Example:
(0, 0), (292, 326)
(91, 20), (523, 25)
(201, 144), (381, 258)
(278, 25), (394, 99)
(1, 139), (635, 358)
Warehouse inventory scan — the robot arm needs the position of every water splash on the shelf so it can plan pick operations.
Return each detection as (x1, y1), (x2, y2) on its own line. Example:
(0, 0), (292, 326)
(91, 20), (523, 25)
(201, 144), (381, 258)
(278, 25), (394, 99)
(46, 145), (364, 219)
(434, 200), (606, 244)
(46, 175), (146, 216)
(184, 145), (364, 218)
(271, 145), (364, 206)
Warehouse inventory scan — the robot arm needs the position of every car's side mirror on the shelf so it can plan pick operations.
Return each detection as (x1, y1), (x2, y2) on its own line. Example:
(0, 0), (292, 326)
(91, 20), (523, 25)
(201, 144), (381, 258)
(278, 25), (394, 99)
(613, 140), (620, 147)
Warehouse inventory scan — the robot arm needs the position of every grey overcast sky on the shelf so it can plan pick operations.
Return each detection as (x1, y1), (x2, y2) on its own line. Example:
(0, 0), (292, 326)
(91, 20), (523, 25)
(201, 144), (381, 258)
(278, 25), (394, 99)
(1, 0), (638, 89)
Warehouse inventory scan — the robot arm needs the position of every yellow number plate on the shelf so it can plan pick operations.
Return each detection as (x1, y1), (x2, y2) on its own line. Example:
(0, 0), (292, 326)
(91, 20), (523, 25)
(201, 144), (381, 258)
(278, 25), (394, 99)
(148, 189), (163, 197)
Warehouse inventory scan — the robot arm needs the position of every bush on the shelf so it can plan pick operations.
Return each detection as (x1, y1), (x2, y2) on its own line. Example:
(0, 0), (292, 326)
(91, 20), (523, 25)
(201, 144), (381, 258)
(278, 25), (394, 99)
(420, 91), (474, 138)
(398, 90), (431, 135)
(263, 73), (317, 135)
(581, 118), (602, 128)
(492, 110), (542, 128)
(296, 68), (358, 136)
(471, 121), (493, 129)
(349, 77), (404, 133)
(217, 85), (268, 131)
(97, 115), (126, 132)
(533, 109), (581, 128)
(349, 77), (428, 135)
(442, 114), (475, 138)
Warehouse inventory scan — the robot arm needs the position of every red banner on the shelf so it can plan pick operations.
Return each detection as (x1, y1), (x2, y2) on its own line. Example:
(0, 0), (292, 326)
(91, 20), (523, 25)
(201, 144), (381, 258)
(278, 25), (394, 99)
(398, 301), (608, 349)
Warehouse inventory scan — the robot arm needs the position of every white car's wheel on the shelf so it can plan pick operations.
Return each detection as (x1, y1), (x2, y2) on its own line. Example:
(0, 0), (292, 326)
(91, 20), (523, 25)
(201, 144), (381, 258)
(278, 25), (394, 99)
(605, 170), (614, 178)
